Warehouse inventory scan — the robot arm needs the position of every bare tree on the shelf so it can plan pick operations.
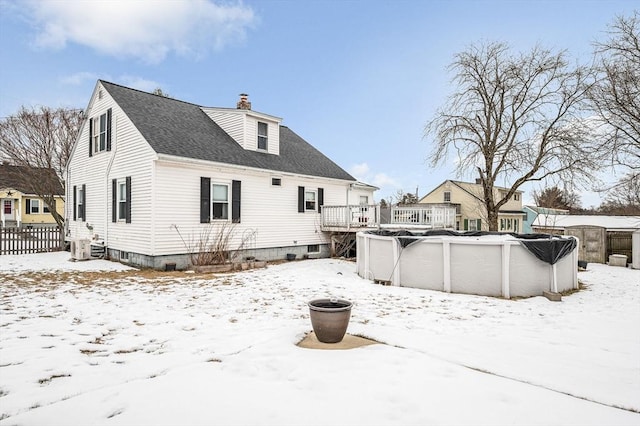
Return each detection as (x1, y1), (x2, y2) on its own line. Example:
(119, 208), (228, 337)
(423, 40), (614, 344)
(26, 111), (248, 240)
(590, 11), (640, 180)
(533, 186), (581, 211)
(392, 189), (418, 205)
(152, 88), (172, 98)
(0, 106), (83, 227)
(597, 173), (640, 214)
(426, 41), (600, 231)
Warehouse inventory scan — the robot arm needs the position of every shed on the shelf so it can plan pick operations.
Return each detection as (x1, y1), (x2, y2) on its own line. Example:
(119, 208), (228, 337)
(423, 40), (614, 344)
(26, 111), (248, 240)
(532, 215), (640, 265)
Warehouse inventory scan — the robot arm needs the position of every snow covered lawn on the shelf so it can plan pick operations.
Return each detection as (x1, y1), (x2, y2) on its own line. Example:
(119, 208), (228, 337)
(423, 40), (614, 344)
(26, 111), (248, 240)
(0, 252), (639, 425)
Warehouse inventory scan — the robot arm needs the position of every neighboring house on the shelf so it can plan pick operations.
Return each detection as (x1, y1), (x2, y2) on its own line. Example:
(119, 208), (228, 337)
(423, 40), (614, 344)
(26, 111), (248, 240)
(65, 81), (376, 268)
(418, 179), (525, 232)
(522, 205), (569, 234)
(0, 164), (64, 228)
(532, 214), (640, 264)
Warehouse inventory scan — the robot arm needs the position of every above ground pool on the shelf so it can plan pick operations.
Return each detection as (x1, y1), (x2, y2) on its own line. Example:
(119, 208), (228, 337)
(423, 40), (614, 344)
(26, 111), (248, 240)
(356, 230), (578, 299)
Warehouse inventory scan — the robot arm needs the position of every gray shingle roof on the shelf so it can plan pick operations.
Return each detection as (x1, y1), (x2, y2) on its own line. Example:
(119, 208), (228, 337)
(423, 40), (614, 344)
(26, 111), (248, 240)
(0, 164), (64, 195)
(100, 81), (355, 181)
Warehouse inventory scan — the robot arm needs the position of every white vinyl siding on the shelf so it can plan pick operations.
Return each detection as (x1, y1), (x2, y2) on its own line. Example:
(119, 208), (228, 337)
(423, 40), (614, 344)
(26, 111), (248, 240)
(204, 110), (244, 147)
(151, 160), (354, 256)
(202, 108), (280, 155)
(66, 82), (155, 254)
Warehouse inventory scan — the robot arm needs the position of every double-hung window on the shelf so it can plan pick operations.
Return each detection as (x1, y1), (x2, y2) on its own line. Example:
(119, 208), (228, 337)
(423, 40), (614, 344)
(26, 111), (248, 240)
(305, 190), (316, 211)
(118, 180), (127, 220)
(212, 183), (229, 220)
(77, 186), (85, 220)
(112, 177), (131, 223)
(92, 114), (107, 153)
(257, 122), (268, 150)
(444, 191), (451, 202)
(29, 199), (40, 214)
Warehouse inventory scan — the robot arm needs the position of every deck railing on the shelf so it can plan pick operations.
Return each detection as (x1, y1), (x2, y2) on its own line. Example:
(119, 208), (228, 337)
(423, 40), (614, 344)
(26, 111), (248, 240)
(321, 205), (380, 230)
(321, 204), (457, 231)
(390, 205), (456, 228)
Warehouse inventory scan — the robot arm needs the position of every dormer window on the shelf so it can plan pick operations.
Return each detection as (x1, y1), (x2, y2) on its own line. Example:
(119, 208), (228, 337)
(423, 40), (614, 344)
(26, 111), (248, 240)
(257, 122), (268, 150)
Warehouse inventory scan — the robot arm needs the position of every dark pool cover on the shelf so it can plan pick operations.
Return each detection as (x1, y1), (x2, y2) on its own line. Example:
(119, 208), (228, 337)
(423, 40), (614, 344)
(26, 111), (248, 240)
(366, 230), (577, 265)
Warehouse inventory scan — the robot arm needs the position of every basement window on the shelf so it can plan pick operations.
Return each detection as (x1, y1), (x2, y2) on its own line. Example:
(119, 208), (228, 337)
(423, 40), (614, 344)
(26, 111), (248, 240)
(307, 244), (320, 253)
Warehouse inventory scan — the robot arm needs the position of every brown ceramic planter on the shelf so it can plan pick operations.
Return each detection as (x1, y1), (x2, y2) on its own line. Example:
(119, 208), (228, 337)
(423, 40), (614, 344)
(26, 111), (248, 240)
(308, 298), (352, 343)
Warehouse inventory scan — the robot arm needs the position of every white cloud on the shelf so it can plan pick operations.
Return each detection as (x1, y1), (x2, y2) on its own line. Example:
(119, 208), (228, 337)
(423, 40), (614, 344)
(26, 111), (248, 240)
(348, 163), (402, 201)
(371, 172), (399, 189)
(349, 162), (370, 180)
(119, 76), (164, 93)
(25, 0), (256, 63)
(61, 72), (101, 86)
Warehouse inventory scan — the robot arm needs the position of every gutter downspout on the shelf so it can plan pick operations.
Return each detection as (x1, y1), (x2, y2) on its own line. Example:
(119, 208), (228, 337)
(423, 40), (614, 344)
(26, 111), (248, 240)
(104, 128), (117, 254)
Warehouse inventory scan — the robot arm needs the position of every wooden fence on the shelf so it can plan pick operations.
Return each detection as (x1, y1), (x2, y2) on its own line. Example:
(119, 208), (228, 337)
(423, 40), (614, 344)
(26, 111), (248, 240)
(0, 226), (64, 255)
(607, 232), (633, 264)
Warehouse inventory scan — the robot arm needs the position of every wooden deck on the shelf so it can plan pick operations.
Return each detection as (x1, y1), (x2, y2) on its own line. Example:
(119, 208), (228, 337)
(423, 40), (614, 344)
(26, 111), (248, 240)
(321, 204), (456, 232)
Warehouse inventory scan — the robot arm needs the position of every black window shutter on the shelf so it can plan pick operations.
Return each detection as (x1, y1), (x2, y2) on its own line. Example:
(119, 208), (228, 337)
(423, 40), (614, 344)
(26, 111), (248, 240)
(232, 180), (241, 223)
(463, 219), (468, 231)
(26, 199), (31, 213)
(317, 188), (324, 213)
(81, 184), (86, 221)
(125, 176), (132, 223)
(200, 177), (211, 223)
(112, 179), (117, 223)
(476, 219), (482, 231)
(73, 185), (77, 220)
(298, 186), (305, 213)
(88, 118), (93, 157)
(106, 108), (112, 151)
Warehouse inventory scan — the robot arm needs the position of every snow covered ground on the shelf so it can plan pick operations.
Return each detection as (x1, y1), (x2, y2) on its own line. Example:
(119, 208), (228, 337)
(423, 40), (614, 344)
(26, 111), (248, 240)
(0, 251), (638, 426)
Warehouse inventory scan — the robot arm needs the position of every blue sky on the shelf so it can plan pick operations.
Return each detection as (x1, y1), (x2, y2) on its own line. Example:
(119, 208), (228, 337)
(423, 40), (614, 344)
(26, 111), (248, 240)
(0, 0), (635, 207)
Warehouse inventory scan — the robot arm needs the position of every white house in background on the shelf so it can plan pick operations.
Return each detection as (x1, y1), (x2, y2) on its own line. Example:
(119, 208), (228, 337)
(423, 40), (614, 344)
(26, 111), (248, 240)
(65, 81), (376, 269)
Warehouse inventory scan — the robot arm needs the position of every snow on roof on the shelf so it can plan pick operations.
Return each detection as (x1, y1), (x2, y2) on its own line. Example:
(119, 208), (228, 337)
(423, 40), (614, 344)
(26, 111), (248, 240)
(532, 214), (640, 231)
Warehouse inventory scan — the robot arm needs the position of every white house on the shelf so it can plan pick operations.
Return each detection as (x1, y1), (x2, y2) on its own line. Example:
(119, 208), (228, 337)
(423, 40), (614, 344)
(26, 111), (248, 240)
(65, 81), (376, 269)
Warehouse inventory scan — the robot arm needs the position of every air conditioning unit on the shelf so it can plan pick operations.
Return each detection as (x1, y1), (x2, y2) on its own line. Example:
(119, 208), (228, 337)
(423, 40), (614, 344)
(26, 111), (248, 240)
(70, 239), (91, 261)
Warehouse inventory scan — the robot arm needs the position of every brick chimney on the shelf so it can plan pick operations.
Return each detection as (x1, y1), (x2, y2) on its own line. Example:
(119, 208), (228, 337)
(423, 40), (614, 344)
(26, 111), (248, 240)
(237, 93), (251, 110)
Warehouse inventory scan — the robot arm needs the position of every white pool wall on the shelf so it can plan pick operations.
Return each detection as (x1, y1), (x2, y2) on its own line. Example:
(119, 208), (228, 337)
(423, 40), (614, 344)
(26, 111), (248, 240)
(356, 232), (578, 298)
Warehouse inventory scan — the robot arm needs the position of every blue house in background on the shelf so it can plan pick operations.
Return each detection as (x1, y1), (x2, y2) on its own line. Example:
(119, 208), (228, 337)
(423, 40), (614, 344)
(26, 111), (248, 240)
(523, 206), (569, 233)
